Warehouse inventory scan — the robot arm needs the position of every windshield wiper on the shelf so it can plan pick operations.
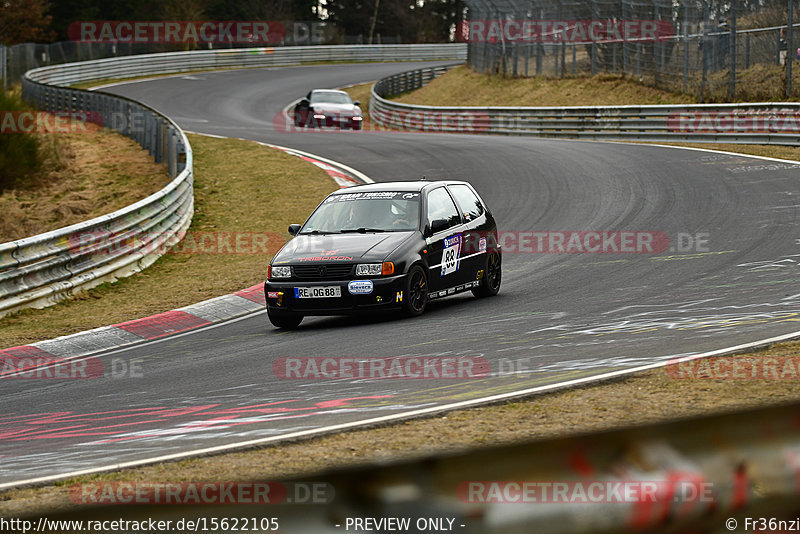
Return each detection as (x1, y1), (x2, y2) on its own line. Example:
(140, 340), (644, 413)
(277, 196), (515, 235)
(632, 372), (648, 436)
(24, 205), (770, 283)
(299, 230), (340, 235)
(340, 227), (386, 233)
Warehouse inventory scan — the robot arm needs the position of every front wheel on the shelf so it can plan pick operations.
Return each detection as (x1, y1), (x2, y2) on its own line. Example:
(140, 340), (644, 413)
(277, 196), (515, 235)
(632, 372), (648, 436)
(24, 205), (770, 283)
(268, 309), (304, 329)
(402, 265), (428, 317)
(472, 252), (501, 298)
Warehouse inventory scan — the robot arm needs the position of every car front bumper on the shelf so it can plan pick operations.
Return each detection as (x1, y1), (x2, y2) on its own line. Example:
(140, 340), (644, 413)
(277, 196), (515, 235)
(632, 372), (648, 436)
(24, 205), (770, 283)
(264, 274), (407, 315)
(311, 116), (362, 129)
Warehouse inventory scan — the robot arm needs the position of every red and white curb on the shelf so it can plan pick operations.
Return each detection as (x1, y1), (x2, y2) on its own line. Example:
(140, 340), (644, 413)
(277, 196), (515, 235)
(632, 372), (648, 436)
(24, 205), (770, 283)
(257, 142), (374, 187)
(0, 143), (370, 368)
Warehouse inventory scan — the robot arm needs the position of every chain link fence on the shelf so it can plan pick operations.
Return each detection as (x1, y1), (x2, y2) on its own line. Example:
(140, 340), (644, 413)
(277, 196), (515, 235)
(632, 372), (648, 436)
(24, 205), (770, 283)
(463, 0), (800, 101)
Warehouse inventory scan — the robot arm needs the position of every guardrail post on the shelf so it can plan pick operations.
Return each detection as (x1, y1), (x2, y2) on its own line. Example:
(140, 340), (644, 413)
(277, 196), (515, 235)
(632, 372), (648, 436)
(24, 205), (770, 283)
(7, 45), (468, 318)
(554, 45), (559, 77)
(1, 45), (6, 93)
(787, 0), (793, 98)
(745, 32), (750, 69)
(683, 16), (690, 93)
(512, 42), (518, 76)
(536, 44), (542, 75)
(159, 121), (168, 164)
(176, 136), (187, 174)
(636, 43), (642, 76)
(167, 128), (177, 178)
(572, 45), (576, 75)
(524, 42), (529, 76)
(9, 57), (199, 318)
(729, 0), (737, 101)
(370, 64), (800, 145)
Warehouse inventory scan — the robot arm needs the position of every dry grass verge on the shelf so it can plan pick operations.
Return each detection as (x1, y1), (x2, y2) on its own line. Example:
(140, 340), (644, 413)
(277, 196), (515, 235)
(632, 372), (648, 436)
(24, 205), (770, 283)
(2, 343), (800, 516)
(391, 64), (800, 106)
(0, 120), (169, 242)
(392, 66), (696, 107)
(2, 71), (799, 519)
(0, 134), (335, 348)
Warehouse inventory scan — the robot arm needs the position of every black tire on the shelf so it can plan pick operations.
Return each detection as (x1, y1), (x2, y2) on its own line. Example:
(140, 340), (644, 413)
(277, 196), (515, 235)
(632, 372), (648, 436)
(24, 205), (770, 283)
(293, 111), (305, 127)
(472, 252), (501, 298)
(268, 309), (303, 329)
(402, 265), (428, 317)
(353, 121), (362, 131)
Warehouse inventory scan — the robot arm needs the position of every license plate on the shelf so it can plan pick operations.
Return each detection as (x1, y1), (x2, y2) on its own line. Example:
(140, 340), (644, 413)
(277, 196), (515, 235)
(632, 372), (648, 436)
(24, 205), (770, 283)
(295, 286), (341, 298)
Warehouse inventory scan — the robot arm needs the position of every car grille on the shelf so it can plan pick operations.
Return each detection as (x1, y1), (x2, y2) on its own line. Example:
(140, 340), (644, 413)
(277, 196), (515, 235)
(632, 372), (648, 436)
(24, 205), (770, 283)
(293, 264), (354, 280)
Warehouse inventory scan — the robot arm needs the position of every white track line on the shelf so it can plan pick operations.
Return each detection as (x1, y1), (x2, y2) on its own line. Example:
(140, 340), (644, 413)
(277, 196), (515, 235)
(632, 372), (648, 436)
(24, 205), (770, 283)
(7, 96), (799, 490)
(4, 326), (799, 491)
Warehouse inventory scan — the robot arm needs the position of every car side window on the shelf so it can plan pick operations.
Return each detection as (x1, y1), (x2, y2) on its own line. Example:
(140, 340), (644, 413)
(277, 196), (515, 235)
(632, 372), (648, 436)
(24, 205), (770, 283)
(448, 185), (485, 222)
(426, 187), (461, 231)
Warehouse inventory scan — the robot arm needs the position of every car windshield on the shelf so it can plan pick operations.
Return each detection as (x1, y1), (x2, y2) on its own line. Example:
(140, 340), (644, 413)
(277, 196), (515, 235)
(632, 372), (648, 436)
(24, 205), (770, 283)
(310, 92), (352, 105)
(300, 192), (420, 233)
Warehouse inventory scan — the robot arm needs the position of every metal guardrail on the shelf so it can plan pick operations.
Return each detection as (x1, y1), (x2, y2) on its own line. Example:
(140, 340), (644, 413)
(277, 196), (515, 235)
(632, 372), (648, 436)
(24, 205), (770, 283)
(31, 399), (800, 533)
(370, 66), (800, 146)
(1, 45), (465, 318)
(0, 79), (193, 318)
(29, 44), (467, 87)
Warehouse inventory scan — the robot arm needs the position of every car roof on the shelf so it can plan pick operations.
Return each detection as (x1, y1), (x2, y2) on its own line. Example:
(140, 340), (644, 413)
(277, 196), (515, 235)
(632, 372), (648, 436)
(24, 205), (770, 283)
(311, 89), (348, 95)
(327, 180), (472, 195)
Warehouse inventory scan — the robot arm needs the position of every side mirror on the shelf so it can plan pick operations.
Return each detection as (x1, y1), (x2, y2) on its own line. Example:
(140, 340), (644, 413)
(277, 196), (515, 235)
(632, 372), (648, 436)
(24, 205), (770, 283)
(353, 100), (361, 107)
(288, 224), (301, 236)
(429, 218), (449, 235)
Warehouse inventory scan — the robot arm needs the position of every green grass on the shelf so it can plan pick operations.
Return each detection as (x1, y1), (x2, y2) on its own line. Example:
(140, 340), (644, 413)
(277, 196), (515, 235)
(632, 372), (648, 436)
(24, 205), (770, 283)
(0, 91), (45, 192)
(0, 134), (336, 348)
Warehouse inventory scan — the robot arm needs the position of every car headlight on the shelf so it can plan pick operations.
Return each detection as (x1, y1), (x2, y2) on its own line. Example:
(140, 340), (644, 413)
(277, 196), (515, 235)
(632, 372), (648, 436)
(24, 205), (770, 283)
(313, 114), (326, 119)
(353, 116), (363, 121)
(269, 265), (292, 279)
(356, 262), (394, 276)
(356, 263), (381, 276)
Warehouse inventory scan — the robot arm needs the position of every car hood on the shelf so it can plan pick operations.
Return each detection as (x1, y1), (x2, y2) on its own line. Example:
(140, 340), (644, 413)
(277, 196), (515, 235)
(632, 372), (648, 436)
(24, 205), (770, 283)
(273, 232), (413, 264)
(310, 103), (361, 116)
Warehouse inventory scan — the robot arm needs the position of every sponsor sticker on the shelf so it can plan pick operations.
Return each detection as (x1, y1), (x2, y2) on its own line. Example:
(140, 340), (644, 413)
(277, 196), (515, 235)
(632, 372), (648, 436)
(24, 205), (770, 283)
(479, 237), (487, 252)
(441, 234), (462, 276)
(347, 280), (374, 295)
(324, 191), (419, 203)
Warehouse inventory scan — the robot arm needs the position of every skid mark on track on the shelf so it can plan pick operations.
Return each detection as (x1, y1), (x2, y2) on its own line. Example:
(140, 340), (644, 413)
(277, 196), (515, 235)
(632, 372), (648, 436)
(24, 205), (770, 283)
(0, 396), (395, 444)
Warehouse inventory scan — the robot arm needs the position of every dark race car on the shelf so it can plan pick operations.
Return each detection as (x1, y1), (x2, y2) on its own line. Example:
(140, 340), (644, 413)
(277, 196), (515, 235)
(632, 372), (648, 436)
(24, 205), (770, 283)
(293, 89), (363, 130)
(264, 180), (501, 329)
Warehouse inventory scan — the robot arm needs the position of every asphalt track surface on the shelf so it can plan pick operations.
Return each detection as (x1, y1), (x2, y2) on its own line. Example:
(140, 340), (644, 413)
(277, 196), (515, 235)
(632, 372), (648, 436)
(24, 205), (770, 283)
(3, 61), (800, 485)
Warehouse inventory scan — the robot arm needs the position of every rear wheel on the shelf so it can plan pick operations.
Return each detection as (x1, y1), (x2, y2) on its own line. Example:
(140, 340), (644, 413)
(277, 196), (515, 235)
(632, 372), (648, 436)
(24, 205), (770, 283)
(268, 309), (303, 329)
(472, 252), (501, 298)
(402, 265), (428, 316)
